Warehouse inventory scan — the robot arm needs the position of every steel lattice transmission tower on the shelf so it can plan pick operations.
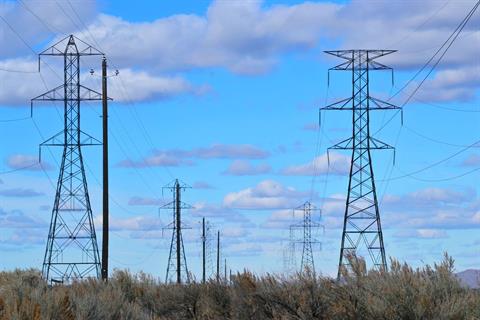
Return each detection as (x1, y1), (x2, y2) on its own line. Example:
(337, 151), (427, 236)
(32, 35), (106, 284)
(321, 50), (401, 279)
(162, 179), (192, 284)
(201, 218), (215, 283)
(289, 201), (323, 273)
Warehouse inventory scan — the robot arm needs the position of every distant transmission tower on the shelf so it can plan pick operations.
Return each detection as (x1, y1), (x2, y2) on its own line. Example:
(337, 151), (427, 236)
(321, 50), (400, 279)
(162, 179), (192, 284)
(201, 218), (215, 283)
(289, 201), (323, 273)
(283, 226), (297, 274)
(32, 35), (105, 284)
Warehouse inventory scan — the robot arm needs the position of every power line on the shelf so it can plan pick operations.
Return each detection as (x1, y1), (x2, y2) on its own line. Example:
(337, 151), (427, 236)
(374, 0), (480, 136)
(412, 97), (480, 113)
(62, 0), (175, 181)
(378, 139), (480, 182)
(0, 163), (39, 175)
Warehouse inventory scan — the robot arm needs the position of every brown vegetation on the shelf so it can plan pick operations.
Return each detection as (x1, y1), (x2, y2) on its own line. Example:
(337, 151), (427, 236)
(0, 254), (478, 319)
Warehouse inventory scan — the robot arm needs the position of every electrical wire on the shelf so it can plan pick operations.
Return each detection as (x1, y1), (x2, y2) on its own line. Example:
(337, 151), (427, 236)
(0, 163), (39, 175)
(374, 0), (480, 136)
(378, 139), (480, 182)
(63, 0), (175, 182)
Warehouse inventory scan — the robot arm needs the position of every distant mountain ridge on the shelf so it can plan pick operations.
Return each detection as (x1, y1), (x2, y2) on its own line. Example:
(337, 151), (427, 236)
(456, 269), (480, 289)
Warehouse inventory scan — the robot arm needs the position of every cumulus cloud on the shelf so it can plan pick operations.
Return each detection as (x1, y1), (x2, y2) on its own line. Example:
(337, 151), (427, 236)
(0, 0), (97, 59)
(191, 202), (251, 224)
(281, 152), (350, 176)
(394, 229), (448, 239)
(118, 144), (269, 168)
(222, 160), (271, 176)
(262, 209), (299, 229)
(383, 187), (480, 230)
(0, 229), (45, 247)
(82, 2), (339, 75)
(94, 214), (163, 232)
(385, 187), (475, 207)
(109, 69), (209, 102)
(0, 0), (477, 105)
(6, 154), (52, 171)
(0, 208), (47, 228)
(118, 152), (193, 168)
(410, 66), (480, 103)
(223, 180), (309, 210)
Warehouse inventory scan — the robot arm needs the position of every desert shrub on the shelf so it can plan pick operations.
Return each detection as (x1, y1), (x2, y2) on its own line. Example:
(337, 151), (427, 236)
(0, 254), (477, 319)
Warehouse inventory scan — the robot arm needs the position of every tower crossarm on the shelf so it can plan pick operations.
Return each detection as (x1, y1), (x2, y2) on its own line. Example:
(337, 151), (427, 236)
(38, 35), (103, 58)
(322, 96), (400, 111)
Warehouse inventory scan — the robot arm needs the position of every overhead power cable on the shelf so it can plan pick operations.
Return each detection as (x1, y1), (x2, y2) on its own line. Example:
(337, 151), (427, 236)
(374, 0), (480, 135)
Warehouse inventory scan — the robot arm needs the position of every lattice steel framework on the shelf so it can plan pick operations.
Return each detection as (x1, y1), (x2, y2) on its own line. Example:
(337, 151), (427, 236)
(289, 201), (323, 273)
(283, 227), (297, 274)
(321, 50), (400, 279)
(162, 179), (192, 284)
(32, 35), (105, 284)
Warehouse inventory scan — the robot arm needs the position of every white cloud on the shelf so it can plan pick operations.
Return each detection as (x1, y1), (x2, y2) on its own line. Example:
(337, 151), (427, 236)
(281, 152), (350, 176)
(222, 160), (271, 176)
(0, 0), (97, 59)
(394, 228), (448, 239)
(0, 208), (47, 228)
(0, 0), (477, 105)
(6, 154), (52, 171)
(94, 214), (163, 232)
(118, 144), (270, 168)
(223, 180), (308, 209)
(109, 69), (209, 102)
(383, 187), (480, 230)
(83, 1), (339, 75)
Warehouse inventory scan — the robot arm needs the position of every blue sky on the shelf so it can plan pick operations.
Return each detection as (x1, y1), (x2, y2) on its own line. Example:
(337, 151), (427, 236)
(0, 0), (478, 279)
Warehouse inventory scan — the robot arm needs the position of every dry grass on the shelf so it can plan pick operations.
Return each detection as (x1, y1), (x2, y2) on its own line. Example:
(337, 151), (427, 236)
(0, 254), (478, 319)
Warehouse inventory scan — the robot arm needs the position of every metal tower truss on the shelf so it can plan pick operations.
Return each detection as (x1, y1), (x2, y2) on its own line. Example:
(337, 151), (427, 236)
(289, 201), (323, 273)
(204, 221), (215, 279)
(320, 50), (401, 279)
(32, 35), (107, 284)
(283, 227), (297, 274)
(162, 179), (192, 284)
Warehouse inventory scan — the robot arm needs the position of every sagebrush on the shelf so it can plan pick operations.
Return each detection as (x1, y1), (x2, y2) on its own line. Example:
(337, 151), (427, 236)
(0, 254), (478, 319)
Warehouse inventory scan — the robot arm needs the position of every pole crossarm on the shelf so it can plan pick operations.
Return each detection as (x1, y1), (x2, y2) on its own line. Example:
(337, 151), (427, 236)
(39, 35), (103, 57)
(39, 130), (102, 147)
(31, 85), (110, 103)
(327, 137), (394, 151)
(322, 96), (400, 111)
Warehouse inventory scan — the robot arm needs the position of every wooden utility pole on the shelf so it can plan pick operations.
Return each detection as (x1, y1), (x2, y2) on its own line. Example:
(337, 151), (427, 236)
(202, 217), (206, 283)
(216, 231), (220, 282)
(176, 181), (182, 284)
(101, 56), (109, 281)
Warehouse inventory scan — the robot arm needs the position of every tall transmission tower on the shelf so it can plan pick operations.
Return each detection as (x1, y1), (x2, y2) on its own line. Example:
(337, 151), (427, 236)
(321, 50), (400, 279)
(32, 35), (105, 284)
(289, 201), (323, 273)
(162, 179), (192, 284)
